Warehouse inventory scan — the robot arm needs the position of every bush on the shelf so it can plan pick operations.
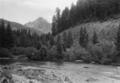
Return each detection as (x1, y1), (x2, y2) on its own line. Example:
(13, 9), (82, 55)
(47, 45), (58, 61)
(47, 45), (65, 61)
(0, 48), (12, 58)
(11, 47), (26, 55)
(88, 44), (103, 64)
(24, 46), (49, 61)
(35, 46), (48, 60)
(24, 47), (38, 60)
(63, 51), (75, 61)
(63, 46), (90, 62)
(11, 47), (39, 60)
(74, 47), (91, 63)
(89, 40), (116, 64)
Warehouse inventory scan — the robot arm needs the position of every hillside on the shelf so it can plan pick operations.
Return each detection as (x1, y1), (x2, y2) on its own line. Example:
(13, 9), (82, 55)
(52, 0), (120, 36)
(25, 17), (51, 33)
(58, 18), (120, 47)
(0, 19), (43, 35)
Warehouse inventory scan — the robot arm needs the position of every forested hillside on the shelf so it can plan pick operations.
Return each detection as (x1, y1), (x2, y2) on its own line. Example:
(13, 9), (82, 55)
(52, 0), (120, 35)
(0, 19), (46, 58)
(50, 0), (120, 64)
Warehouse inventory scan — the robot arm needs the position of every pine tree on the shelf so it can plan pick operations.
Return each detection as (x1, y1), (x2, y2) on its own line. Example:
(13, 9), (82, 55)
(67, 31), (73, 48)
(0, 20), (3, 47)
(56, 36), (62, 54)
(69, 3), (77, 26)
(0, 20), (6, 48)
(55, 8), (61, 33)
(5, 23), (14, 48)
(63, 31), (73, 49)
(63, 32), (68, 49)
(115, 24), (120, 54)
(51, 8), (61, 35)
(79, 27), (88, 48)
(56, 35), (64, 60)
(52, 16), (57, 36)
(49, 35), (55, 46)
(92, 30), (98, 44)
(61, 7), (70, 31)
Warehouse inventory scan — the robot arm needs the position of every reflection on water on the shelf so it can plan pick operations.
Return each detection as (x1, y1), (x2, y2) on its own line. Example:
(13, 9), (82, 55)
(0, 58), (64, 66)
(0, 58), (15, 65)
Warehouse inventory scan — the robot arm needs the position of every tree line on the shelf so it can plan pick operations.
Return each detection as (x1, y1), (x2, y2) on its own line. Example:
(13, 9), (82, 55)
(0, 20), (14, 48)
(1, 18), (120, 64)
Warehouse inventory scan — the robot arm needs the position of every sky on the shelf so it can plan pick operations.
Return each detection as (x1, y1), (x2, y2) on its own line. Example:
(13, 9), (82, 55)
(0, 0), (77, 24)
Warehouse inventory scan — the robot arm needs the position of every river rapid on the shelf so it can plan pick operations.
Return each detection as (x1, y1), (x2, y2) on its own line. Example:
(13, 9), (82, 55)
(0, 61), (120, 83)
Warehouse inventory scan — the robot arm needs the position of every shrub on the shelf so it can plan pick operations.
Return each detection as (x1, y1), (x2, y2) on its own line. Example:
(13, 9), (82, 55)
(11, 47), (39, 60)
(75, 48), (91, 63)
(100, 40), (116, 64)
(35, 46), (48, 60)
(48, 45), (65, 61)
(47, 45), (58, 61)
(24, 46), (49, 61)
(0, 48), (12, 58)
(24, 47), (38, 60)
(89, 40), (116, 64)
(64, 46), (90, 62)
(11, 47), (26, 55)
(63, 51), (75, 61)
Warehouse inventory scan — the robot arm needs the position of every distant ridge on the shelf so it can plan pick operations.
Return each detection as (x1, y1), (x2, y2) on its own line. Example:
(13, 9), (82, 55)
(25, 17), (51, 33)
(0, 19), (43, 35)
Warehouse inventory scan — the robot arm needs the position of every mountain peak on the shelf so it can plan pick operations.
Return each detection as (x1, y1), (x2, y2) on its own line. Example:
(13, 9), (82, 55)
(25, 17), (51, 33)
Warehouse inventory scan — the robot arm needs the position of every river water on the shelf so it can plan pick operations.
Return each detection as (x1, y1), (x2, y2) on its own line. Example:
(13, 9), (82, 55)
(0, 60), (120, 83)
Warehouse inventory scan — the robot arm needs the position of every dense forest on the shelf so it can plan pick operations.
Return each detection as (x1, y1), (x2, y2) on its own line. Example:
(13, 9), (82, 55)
(0, 19), (74, 61)
(52, 0), (120, 35)
(1, 0), (120, 65)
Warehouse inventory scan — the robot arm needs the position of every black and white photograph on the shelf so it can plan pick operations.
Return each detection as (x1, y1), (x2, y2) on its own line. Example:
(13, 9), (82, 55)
(0, 0), (120, 83)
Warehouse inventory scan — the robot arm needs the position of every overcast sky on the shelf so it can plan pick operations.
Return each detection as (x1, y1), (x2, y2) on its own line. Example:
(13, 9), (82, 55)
(0, 0), (77, 24)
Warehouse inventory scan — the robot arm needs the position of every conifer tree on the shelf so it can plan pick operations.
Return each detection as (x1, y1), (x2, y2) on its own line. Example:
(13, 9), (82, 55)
(79, 27), (88, 48)
(52, 16), (57, 36)
(92, 30), (98, 44)
(61, 7), (70, 31)
(0, 20), (6, 48)
(0, 20), (3, 47)
(56, 35), (64, 60)
(63, 32), (68, 49)
(63, 31), (73, 49)
(115, 24), (120, 54)
(49, 35), (55, 46)
(67, 31), (73, 48)
(5, 23), (14, 48)
(52, 8), (61, 35)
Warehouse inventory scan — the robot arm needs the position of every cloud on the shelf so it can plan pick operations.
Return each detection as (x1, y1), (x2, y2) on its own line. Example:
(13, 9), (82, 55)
(1, 0), (77, 9)
(21, 0), (77, 10)
(0, 0), (77, 24)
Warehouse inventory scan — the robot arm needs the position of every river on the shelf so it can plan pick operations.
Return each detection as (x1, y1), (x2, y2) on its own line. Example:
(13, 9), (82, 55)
(0, 60), (120, 83)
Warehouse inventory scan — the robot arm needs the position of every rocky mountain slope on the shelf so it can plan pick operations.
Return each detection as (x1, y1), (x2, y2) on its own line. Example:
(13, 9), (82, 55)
(25, 17), (51, 33)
